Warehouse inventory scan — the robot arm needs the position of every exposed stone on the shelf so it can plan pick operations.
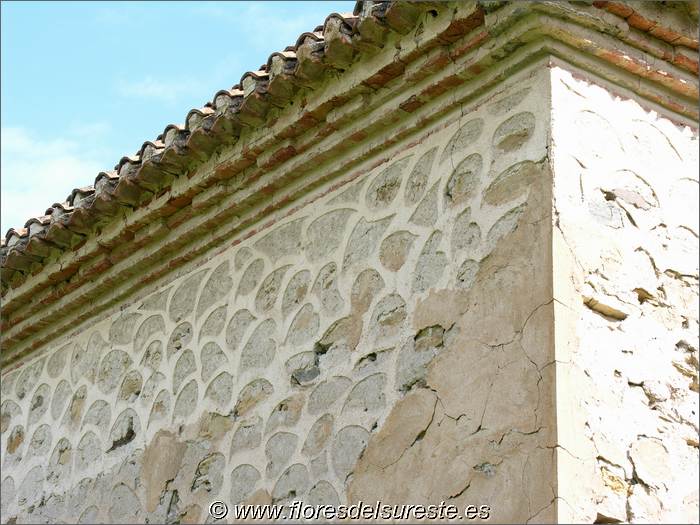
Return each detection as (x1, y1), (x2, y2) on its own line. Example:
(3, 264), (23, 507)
(271, 464), (310, 504)
(0, 477), (15, 519)
(237, 258), (265, 296)
(312, 263), (343, 315)
(412, 231), (447, 293)
(492, 111), (536, 152)
(172, 380), (198, 421)
(240, 319), (276, 372)
(230, 464), (261, 504)
(365, 157), (411, 210)
(303, 414), (334, 457)
(629, 437), (672, 490)
(266, 393), (305, 434)
(109, 483), (142, 523)
(200, 342), (227, 383)
(47, 345), (70, 379)
(75, 431), (101, 471)
(342, 216), (393, 272)
(109, 312), (142, 346)
(331, 425), (369, 481)
(2, 23), (698, 523)
(350, 268), (385, 314)
(117, 370), (143, 403)
(17, 359), (45, 400)
(97, 350), (132, 395)
(72, 333), (108, 385)
(456, 258), (480, 289)
(196, 261), (233, 320)
(286, 303), (319, 346)
(173, 349), (197, 394)
(310, 451), (329, 479)
(1, 370), (17, 397)
(139, 286), (171, 312)
(6, 425), (24, 455)
(78, 506), (99, 524)
(148, 389), (171, 426)
(204, 372), (234, 409)
(225, 308), (257, 352)
(230, 417), (263, 456)
(342, 373), (386, 414)
(286, 351), (321, 386)
(140, 340), (163, 371)
(82, 400), (111, 432)
(108, 409), (139, 452)
(28, 383), (51, 425)
(353, 347), (394, 376)
(265, 432), (299, 478)
(305, 209), (355, 261)
(317, 316), (360, 354)
(405, 148), (437, 205)
(1, 400), (21, 433)
(307, 480), (340, 507)
(199, 305), (227, 340)
(254, 218), (305, 264)
(482, 160), (540, 207)
(308, 377), (352, 415)
(439, 118), (484, 165)
(328, 176), (367, 205)
(192, 453), (226, 495)
(485, 203), (525, 252)
(379, 230), (417, 272)
(27, 424), (51, 458)
(47, 438), (72, 486)
(63, 385), (87, 428)
(234, 247), (254, 271)
(17, 465), (43, 508)
(198, 411), (234, 440)
(409, 181), (439, 227)
(140, 372), (165, 407)
(169, 269), (208, 323)
(281, 270), (311, 319)
(234, 379), (273, 417)
(167, 322), (193, 358)
(370, 293), (407, 342)
(133, 315), (166, 356)
(255, 266), (291, 313)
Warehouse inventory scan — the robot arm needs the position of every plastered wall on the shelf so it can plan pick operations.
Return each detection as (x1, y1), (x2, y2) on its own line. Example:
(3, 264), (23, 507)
(0, 67), (556, 524)
(550, 66), (699, 523)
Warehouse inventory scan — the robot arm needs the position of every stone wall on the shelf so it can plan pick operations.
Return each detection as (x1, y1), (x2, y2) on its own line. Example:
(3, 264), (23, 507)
(1, 33), (698, 521)
(0, 66), (557, 523)
(550, 66), (699, 523)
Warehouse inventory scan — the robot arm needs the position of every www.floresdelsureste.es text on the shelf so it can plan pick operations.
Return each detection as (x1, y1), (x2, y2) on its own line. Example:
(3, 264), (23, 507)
(208, 500), (492, 521)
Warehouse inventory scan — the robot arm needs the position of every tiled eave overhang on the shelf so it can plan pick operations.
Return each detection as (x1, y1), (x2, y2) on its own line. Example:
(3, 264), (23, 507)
(1, 0), (698, 366)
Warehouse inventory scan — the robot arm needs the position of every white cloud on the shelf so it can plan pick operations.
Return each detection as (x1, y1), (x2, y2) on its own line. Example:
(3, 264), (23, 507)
(1, 126), (111, 234)
(117, 76), (206, 103)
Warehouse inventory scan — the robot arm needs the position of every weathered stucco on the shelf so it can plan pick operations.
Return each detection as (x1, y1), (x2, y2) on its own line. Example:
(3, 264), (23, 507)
(550, 65), (699, 524)
(1, 3), (698, 522)
(1, 65), (560, 523)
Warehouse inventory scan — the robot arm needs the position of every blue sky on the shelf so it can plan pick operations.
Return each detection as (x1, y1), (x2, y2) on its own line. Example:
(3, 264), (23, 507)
(1, 1), (354, 234)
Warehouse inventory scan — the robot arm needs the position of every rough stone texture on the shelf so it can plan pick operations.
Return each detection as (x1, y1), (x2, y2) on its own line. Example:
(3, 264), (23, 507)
(550, 66), (699, 524)
(1, 44), (697, 524)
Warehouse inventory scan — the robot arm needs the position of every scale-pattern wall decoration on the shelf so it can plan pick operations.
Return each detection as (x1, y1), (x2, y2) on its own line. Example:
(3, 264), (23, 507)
(2, 2), (698, 523)
(0, 71), (550, 523)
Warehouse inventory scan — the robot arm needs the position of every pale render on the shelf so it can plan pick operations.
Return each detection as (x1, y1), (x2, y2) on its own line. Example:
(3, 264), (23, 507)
(1, 2), (698, 523)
